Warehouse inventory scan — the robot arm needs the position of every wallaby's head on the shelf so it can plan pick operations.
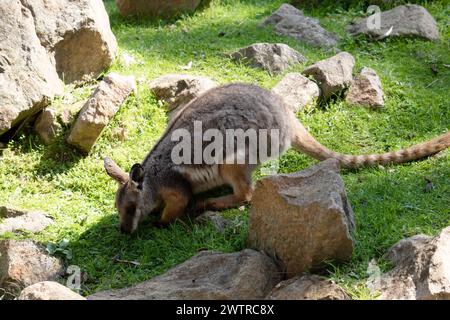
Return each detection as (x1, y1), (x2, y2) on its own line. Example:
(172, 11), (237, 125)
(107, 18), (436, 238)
(103, 157), (147, 234)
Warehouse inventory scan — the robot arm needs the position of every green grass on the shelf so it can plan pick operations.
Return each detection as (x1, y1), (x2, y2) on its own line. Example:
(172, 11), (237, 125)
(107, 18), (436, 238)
(0, 0), (449, 299)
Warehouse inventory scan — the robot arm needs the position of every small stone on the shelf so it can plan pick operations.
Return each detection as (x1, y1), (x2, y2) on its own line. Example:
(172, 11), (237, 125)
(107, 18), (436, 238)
(18, 281), (86, 300)
(272, 73), (320, 112)
(302, 52), (355, 99)
(267, 274), (350, 300)
(67, 73), (136, 153)
(88, 249), (281, 300)
(0, 240), (64, 298)
(345, 67), (384, 108)
(261, 4), (338, 48)
(149, 74), (217, 111)
(195, 211), (232, 234)
(0, 206), (53, 235)
(228, 43), (306, 74)
(248, 159), (355, 277)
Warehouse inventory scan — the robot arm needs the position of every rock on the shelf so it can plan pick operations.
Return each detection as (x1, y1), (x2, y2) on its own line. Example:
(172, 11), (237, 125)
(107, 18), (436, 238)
(302, 52), (355, 100)
(149, 74), (217, 111)
(0, 0), (117, 137)
(261, 4), (338, 48)
(267, 274), (350, 300)
(88, 249), (281, 300)
(345, 67), (384, 108)
(67, 73), (136, 153)
(0, 0), (63, 136)
(18, 281), (86, 300)
(272, 73), (320, 112)
(116, 0), (206, 18)
(33, 109), (61, 144)
(248, 159), (355, 277)
(368, 227), (450, 300)
(0, 240), (63, 298)
(347, 5), (439, 41)
(228, 43), (306, 74)
(0, 206), (53, 235)
(24, 0), (118, 83)
(195, 211), (232, 234)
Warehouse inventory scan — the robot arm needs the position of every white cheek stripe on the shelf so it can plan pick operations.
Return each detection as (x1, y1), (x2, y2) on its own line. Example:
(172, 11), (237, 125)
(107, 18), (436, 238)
(131, 209), (141, 232)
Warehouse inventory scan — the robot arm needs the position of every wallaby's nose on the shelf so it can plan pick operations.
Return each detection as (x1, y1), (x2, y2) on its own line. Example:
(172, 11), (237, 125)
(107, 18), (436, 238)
(120, 225), (131, 234)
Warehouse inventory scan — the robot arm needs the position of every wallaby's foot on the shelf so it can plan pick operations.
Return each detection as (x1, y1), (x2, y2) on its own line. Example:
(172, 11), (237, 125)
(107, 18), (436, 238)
(196, 194), (252, 212)
(196, 164), (253, 212)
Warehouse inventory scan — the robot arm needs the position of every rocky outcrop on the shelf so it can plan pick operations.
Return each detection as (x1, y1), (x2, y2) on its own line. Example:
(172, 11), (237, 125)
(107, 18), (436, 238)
(67, 73), (136, 153)
(347, 5), (439, 41)
(0, 0), (117, 137)
(88, 249), (281, 300)
(261, 4), (338, 48)
(228, 43), (306, 74)
(248, 159), (355, 277)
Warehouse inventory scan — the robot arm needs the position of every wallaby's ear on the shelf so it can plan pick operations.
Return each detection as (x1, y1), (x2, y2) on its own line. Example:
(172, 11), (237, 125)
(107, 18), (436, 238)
(104, 157), (129, 185)
(130, 163), (144, 185)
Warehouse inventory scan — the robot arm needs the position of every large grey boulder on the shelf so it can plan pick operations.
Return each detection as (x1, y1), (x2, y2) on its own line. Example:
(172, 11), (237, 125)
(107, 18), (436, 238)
(88, 249), (282, 300)
(368, 227), (450, 300)
(228, 43), (306, 74)
(272, 73), (320, 112)
(67, 73), (136, 153)
(0, 206), (53, 235)
(0, 0), (117, 137)
(0, 240), (63, 298)
(345, 67), (384, 109)
(261, 4), (338, 48)
(248, 159), (355, 277)
(18, 281), (86, 300)
(347, 5), (439, 41)
(267, 274), (350, 300)
(149, 74), (217, 111)
(302, 52), (355, 100)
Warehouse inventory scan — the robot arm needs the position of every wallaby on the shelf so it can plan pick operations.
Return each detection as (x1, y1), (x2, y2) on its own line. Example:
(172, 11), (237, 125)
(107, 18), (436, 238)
(104, 83), (449, 234)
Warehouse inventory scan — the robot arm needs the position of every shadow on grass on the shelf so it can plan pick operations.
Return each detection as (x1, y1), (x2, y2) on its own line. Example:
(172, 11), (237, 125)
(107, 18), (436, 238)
(69, 205), (247, 294)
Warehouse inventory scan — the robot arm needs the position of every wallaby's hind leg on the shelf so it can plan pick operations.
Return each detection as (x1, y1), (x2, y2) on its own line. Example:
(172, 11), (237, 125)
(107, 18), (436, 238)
(158, 188), (189, 225)
(196, 164), (254, 212)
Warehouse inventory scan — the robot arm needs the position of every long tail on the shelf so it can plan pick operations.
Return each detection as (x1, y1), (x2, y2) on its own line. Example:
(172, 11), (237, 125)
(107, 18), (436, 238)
(290, 117), (450, 169)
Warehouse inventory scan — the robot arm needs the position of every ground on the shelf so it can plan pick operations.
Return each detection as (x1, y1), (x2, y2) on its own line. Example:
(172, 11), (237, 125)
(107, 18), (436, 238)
(0, 0), (449, 299)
